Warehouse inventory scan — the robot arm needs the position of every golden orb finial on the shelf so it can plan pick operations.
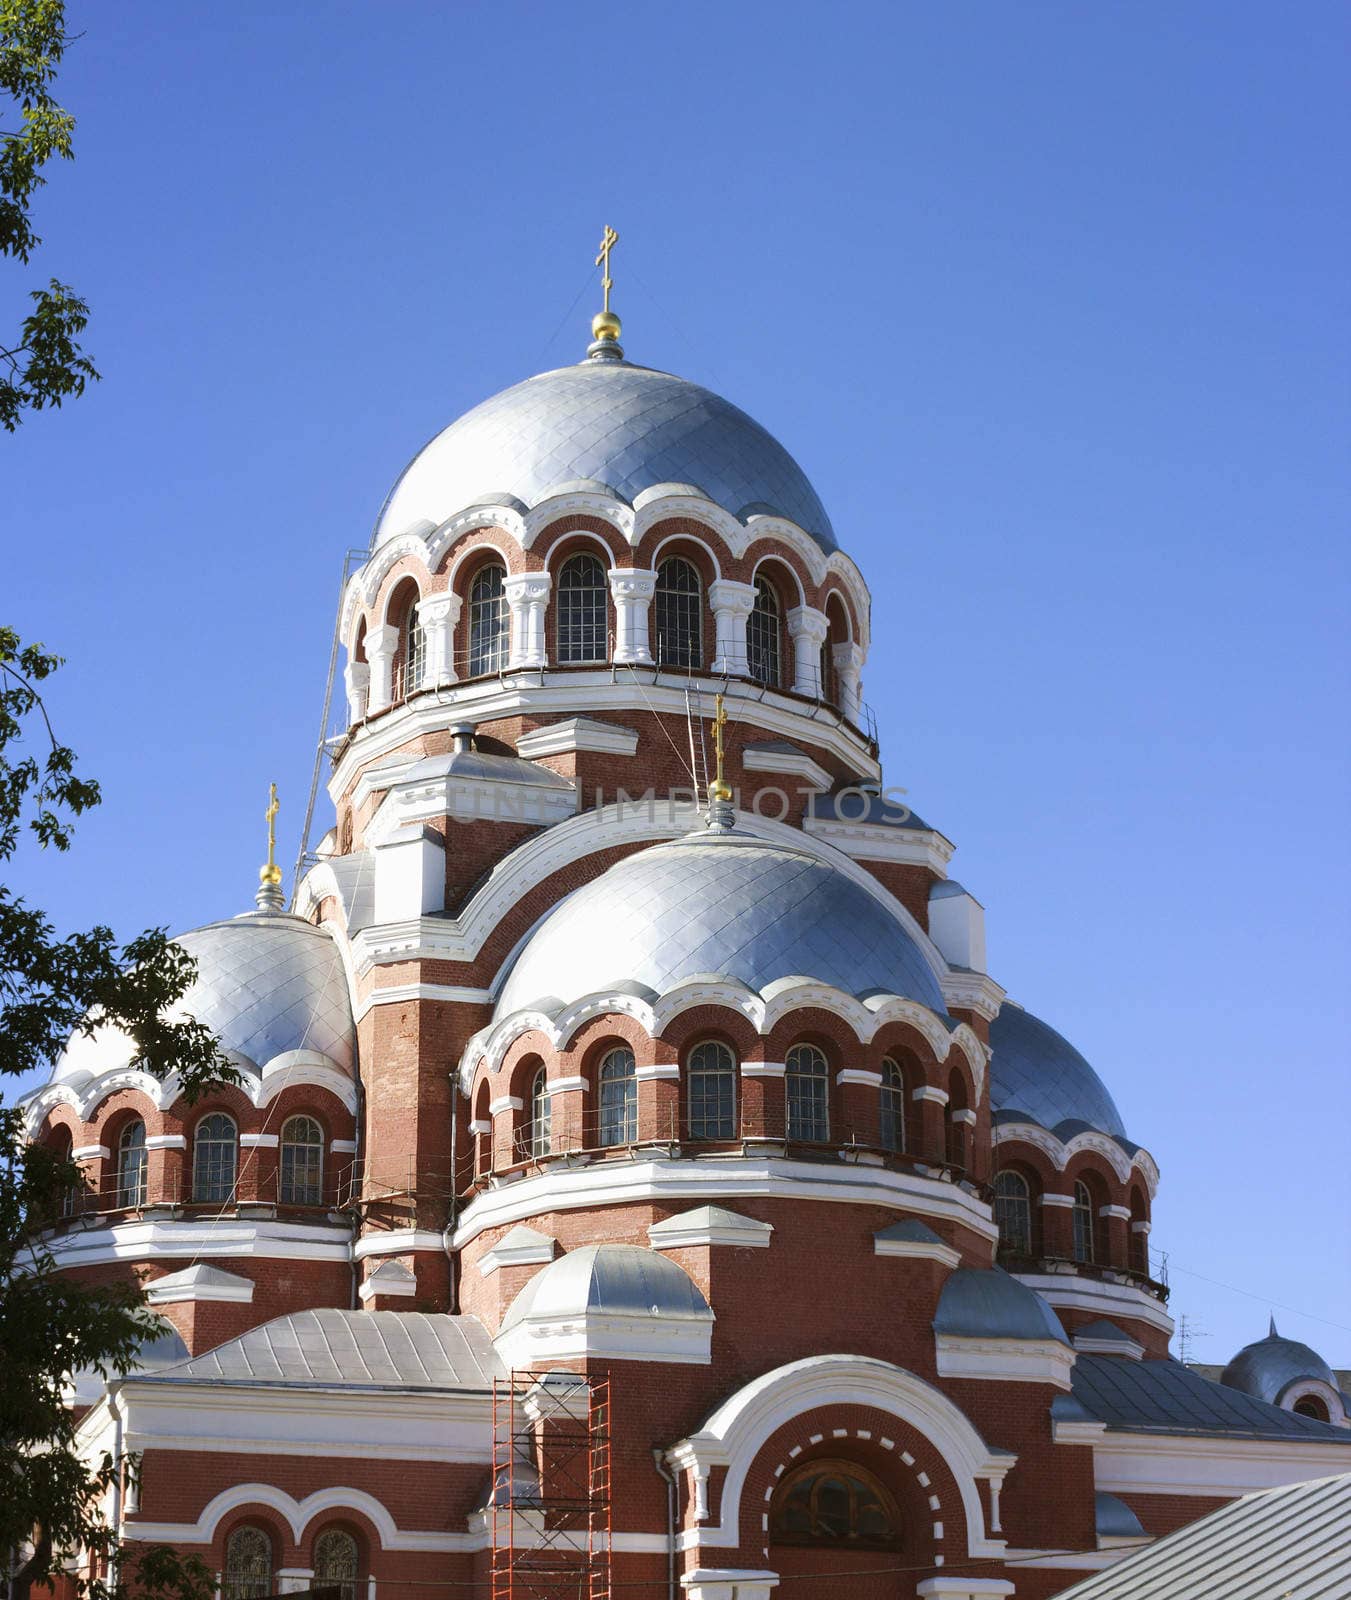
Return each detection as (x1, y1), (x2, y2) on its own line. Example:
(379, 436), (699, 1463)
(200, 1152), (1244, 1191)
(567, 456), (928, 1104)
(592, 308), (622, 343)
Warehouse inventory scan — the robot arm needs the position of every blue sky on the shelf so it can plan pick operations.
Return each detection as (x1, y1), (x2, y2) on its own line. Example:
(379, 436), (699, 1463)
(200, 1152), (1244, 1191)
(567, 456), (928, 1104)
(6, 1), (1348, 1365)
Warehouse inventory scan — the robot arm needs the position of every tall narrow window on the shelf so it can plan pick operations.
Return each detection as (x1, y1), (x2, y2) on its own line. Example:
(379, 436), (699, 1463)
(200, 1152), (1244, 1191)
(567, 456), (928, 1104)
(687, 1040), (736, 1141)
(402, 602), (426, 694)
(529, 1067), (551, 1159)
(879, 1059), (906, 1153)
(819, 639), (836, 703)
(117, 1119), (148, 1208)
(747, 576), (781, 687)
(1072, 1180), (1095, 1264)
(556, 552), (608, 663)
(786, 1043), (829, 1143)
(223, 1527), (272, 1600)
(994, 1170), (1032, 1255)
(654, 557), (702, 668)
(191, 1113), (237, 1205)
(468, 564), (508, 676)
(598, 1047), (637, 1147)
(279, 1115), (323, 1205)
(313, 1529), (359, 1600)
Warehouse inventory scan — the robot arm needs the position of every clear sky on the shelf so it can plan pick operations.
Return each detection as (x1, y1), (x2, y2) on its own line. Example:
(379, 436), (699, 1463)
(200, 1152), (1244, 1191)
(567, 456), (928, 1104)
(6, 1), (1348, 1366)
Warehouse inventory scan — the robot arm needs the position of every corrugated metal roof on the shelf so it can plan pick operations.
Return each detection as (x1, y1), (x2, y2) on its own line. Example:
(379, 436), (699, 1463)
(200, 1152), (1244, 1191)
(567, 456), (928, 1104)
(1056, 1471), (1351, 1600)
(1072, 1355), (1351, 1443)
(142, 1309), (502, 1391)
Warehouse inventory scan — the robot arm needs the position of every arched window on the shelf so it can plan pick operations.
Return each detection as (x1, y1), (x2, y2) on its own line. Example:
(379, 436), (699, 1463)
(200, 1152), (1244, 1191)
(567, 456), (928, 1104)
(944, 1069), (969, 1171)
(1293, 1395), (1331, 1422)
(687, 1040), (736, 1141)
(879, 1059), (906, 1153)
(223, 1526), (273, 1600)
(313, 1528), (359, 1600)
(653, 557), (702, 668)
(401, 601), (426, 694)
(556, 552), (608, 664)
(994, 1170), (1032, 1255)
(47, 1126), (78, 1218)
(1129, 1186), (1148, 1276)
(770, 1458), (901, 1549)
(191, 1112), (237, 1205)
(117, 1119), (148, 1208)
(528, 1067), (551, 1159)
(279, 1115), (323, 1206)
(786, 1043), (829, 1143)
(746, 576), (781, 686)
(468, 563), (508, 676)
(598, 1046), (637, 1147)
(1072, 1180), (1095, 1264)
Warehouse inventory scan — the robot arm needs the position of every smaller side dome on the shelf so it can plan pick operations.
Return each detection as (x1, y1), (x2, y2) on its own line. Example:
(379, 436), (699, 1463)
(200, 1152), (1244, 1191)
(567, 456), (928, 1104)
(497, 1244), (713, 1368)
(1220, 1321), (1343, 1418)
(934, 1267), (1070, 1345)
(989, 1002), (1127, 1141)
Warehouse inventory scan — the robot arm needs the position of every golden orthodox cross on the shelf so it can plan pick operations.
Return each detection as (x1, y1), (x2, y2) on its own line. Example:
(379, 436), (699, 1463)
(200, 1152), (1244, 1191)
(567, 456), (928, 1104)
(595, 226), (619, 314)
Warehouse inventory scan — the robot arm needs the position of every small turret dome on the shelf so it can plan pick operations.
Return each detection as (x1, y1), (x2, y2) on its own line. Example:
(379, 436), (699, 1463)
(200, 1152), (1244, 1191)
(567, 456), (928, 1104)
(374, 357), (837, 552)
(1220, 1323), (1341, 1411)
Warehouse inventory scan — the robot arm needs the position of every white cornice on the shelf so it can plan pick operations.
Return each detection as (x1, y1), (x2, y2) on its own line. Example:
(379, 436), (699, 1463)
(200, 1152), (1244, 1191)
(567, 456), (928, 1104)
(873, 1233), (962, 1270)
(353, 1228), (444, 1260)
(29, 1217), (353, 1273)
(939, 970), (1006, 1023)
(356, 982), (492, 1020)
(1011, 1272), (1174, 1336)
(934, 1334), (1077, 1391)
(740, 743), (832, 790)
(450, 1153), (999, 1253)
(1093, 1430), (1351, 1497)
(992, 1121), (1159, 1197)
(515, 717), (640, 758)
(803, 815), (954, 872)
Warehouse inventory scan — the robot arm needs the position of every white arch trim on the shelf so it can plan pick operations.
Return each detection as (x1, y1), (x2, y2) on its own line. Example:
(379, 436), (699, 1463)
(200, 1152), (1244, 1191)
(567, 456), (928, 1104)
(992, 1120), (1159, 1197)
(128, 1481), (474, 1551)
(667, 1354), (1013, 1557)
(649, 530), (724, 582)
(747, 549), (807, 608)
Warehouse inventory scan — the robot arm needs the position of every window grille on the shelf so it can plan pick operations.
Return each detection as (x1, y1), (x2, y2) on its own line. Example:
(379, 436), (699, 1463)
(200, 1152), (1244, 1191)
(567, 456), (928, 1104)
(556, 552), (608, 663)
(994, 1170), (1032, 1254)
(529, 1068), (551, 1159)
(598, 1047), (637, 1147)
(468, 564), (508, 676)
(223, 1527), (272, 1600)
(771, 1459), (901, 1548)
(313, 1529), (359, 1600)
(402, 605), (426, 693)
(279, 1115), (323, 1205)
(117, 1119), (148, 1207)
(1072, 1180), (1095, 1263)
(687, 1040), (736, 1140)
(786, 1043), (829, 1142)
(654, 557), (702, 668)
(747, 576), (781, 686)
(879, 1059), (906, 1153)
(191, 1113), (237, 1204)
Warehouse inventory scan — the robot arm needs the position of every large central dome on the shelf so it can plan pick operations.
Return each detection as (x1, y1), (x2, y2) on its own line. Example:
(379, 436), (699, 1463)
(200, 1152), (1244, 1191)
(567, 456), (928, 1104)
(374, 357), (836, 552)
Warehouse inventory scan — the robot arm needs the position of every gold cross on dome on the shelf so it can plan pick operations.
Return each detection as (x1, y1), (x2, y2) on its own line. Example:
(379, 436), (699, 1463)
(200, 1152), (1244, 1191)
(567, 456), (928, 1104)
(711, 693), (732, 802)
(595, 225), (619, 314)
(261, 782), (282, 887)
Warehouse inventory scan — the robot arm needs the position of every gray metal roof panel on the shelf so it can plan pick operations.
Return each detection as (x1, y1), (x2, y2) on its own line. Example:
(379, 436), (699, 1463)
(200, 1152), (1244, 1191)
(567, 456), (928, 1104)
(807, 791), (933, 831)
(1095, 1492), (1145, 1540)
(988, 1002), (1127, 1141)
(1072, 1355), (1351, 1442)
(146, 1309), (503, 1390)
(494, 829), (948, 1020)
(375, 359), (836, 553)
(934, 1267), (1070, 1344)
(1055, 1471), (1351, 1600)
(1220, 1328), (1340, 1406)
(501, 1244), (712, 1332)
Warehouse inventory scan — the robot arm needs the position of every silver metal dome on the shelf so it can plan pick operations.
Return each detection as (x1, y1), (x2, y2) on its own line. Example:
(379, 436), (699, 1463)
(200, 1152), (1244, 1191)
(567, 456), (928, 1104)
(374, 358), (837, 552)
(988, 1002), (1127, 1140)
(493, 829), (948, 1021)
(55, 911), (356, 1082)
(934, 1267), (1070, 1343)
(501, 1244), (712, 1333)
(1220, 1324), (1339, 1408)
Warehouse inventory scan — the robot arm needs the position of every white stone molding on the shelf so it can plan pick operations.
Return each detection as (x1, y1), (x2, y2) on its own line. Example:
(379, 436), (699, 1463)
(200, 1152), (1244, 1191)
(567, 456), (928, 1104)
(649, 1207), (775, 1251)
(356, 983), (493, 1019)
(803, 813), (955, 873)
(477, 1224), (557, 1277)
(1093, 1430), (1351, 1499)
(344, 660), (371, 724)
(992, 1120), (1159, 1197)
(680, 1571), (779, 1600)
(785, 605), (829, 697)
(493, 1293), (714, 1370)
(1072, 1326), (1145, 1360)
(1276, 1379), (1347, 1426)
(1039, 1192), (1076, 1208)
(913, 1085), (949, 1105)
(666, 1354), (1013, 1558)
(330, 1138), (359, 1154)
(504, 572), (551, 669)
(71, 1144), (110, 1162)
(740, 1062), (786, 1078)
(449, 1153), (999, 1255)
(934, 1334), (1078, 1391)
(26, 1217), (353, 1274)
(488, 1095), (523, 1117)
(144, 1134), (187, 1151)
(635, 1063), (681, 1081)
(548, 1074), (588, 1094)
(1011, 1272), (1174, 1337)
(238, 1133), (279, 1149)
(468, 1119), (491, 1136)
(873, 1229), (961, 1270)
(739, 741), (831, 791)
(1131, 1219), (1151, 1234)
(415, 592), (462, 685)
(364, 623), (400, 714)
(837, 1068), (882, 1087)
(939, 971), (1005, 1022)
(951, 1108), (978, 1127)
(353, 1229), (444, 1260)
(1099, 1204), (1131, 1220)
(274, 1571), (315, 1595)
(515, 717), (640, 758)
(831, 640), (864, 719)
(916, 1580), (1015, 1600)
(708, 579), (756, 675)
(609, 567), (657, 664)
(145, 1265), (255, 1306)
(358, 1259), (417, 1301)
(364, 760), (577, 850)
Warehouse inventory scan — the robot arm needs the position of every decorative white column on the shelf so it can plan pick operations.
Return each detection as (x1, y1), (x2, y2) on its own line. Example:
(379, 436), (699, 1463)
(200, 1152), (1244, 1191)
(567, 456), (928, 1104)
(504, 572), (551, 669)
(832, 639), (864, 720)
(915, 1579), (1015, 1600)
(786, 605), (829, 696)
(680, 1572), (779, 1600)
(343, 660), (370, 724)
(364, 623), (399, 714)
(416, 592), (462, 685)
(609, 567), (657, 664)
(708, 579), (756, 675)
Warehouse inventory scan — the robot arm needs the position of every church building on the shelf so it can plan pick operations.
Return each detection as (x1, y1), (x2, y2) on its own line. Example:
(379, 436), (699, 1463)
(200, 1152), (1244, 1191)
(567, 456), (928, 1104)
(25, 248), (1351, 1600)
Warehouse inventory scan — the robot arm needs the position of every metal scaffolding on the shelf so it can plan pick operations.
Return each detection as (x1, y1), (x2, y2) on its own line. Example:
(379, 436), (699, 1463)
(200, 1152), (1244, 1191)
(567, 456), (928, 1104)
(491, 1370), (612, 1600)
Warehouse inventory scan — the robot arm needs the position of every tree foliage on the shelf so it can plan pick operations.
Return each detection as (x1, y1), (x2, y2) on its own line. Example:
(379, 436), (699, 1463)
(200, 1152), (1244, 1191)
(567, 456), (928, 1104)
(1, 0), (98, 429)
(1, 628), (236, 1598)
